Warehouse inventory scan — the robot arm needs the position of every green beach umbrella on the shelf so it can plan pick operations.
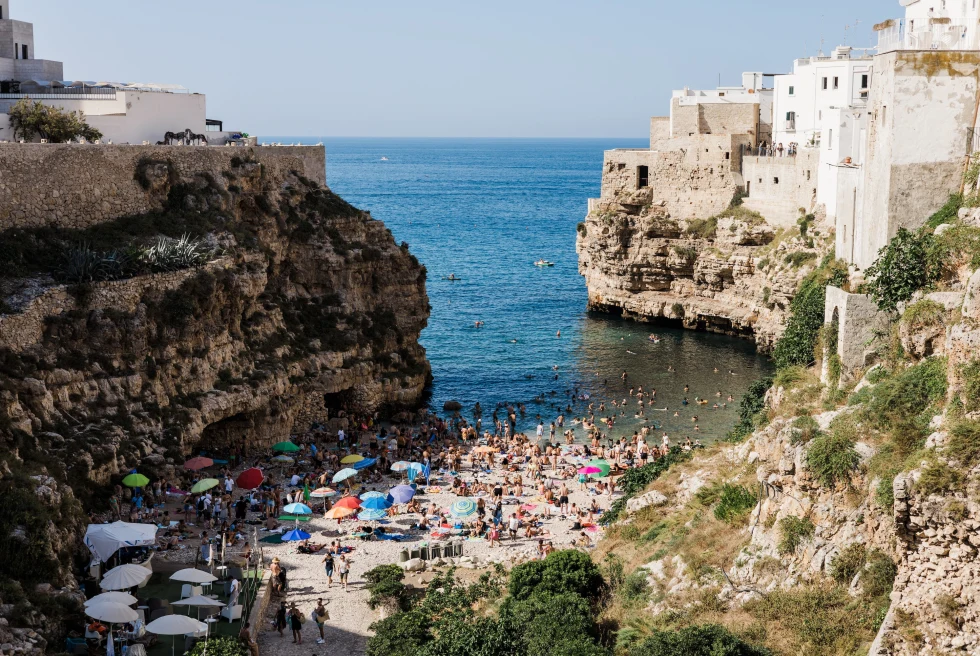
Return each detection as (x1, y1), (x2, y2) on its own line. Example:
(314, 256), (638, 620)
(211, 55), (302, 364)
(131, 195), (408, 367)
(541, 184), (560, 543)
(272, 441), (300, 453)
(190, 478), (219, 493)
(122, 473), (149, 488)
(586, 459), (611, 478)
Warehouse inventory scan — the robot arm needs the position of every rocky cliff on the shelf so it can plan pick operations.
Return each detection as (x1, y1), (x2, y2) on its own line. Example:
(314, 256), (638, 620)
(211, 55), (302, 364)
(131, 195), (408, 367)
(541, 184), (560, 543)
(594, 207), (980, 655)
(0, 148), (429, 652)
(576, 190), (832, 351)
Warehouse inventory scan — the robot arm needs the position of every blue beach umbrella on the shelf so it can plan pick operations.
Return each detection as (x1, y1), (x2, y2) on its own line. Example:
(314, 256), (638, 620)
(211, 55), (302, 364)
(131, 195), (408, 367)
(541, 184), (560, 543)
(281, 529), (311, 542)
(390, 461), (411, 472)
(450, 499), (477, 519)
(405, 463), (424, 482)
(357, 508), (387, 521)
(283, 503), (312, 515)
(332, 468), (358, 484)
(352, 457), (377, 471)
(388, 485), (416, 503)
(361, 495), (393, 511)
(360, 491), (386, 500)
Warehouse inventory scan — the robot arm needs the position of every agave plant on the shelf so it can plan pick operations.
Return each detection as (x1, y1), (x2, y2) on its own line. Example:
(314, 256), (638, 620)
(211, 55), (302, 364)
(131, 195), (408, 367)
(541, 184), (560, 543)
(57, 244), (128, 283)
(140, 234), (216, 272)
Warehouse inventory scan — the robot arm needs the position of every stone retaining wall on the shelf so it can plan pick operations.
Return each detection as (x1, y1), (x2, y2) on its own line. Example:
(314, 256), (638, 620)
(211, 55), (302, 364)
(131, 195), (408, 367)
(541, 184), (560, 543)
(0, 143), (325, 231)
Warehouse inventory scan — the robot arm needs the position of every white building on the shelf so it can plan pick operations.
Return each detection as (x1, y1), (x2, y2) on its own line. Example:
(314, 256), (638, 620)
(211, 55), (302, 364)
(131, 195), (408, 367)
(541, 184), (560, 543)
(0, 1), (247, 145)
(876, 0), (980, 52)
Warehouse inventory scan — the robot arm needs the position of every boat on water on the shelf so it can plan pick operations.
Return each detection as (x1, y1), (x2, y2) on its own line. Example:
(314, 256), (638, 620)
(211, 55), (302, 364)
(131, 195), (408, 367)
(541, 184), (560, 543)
(380, 156), (389, 161)
(534, 260), (555, 267)
(443, 274), (462, 281)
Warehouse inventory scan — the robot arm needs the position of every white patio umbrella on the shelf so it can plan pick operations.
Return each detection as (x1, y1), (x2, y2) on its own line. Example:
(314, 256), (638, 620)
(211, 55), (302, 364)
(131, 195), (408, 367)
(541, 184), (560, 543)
(86, 601), (138, 624)
(169, 568), (218, 584)
(145, 614), (208, 656)
(100, 564), (151, 590)
(85, 591), (137, 607)
(86, 600), (138, 655)
(172, 595), (225, 616)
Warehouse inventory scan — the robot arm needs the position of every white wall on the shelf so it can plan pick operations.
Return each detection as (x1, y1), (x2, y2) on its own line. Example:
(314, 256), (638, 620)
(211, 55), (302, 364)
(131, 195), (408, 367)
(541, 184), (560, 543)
(0, 91), (207, 144)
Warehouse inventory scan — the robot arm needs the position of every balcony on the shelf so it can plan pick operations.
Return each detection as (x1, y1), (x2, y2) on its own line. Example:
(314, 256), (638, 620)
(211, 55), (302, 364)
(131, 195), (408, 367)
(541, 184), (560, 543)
(876, 18), (978, 52)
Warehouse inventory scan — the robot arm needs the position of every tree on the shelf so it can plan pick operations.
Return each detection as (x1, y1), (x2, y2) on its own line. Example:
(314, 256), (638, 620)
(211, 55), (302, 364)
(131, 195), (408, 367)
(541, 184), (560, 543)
(8, 98), (103, 143)
(508, 549), (605, 603)
(864, 228), (931, 313)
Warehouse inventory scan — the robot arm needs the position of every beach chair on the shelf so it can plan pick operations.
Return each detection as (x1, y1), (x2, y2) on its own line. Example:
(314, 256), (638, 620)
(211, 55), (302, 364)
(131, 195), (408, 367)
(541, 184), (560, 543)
(220, 605), (243, 623)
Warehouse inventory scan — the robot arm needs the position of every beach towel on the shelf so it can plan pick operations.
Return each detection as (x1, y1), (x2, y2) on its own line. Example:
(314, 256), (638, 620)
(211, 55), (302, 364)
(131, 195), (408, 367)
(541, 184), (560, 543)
(278, 515), (312, 522)
(259, 534), (284, 544)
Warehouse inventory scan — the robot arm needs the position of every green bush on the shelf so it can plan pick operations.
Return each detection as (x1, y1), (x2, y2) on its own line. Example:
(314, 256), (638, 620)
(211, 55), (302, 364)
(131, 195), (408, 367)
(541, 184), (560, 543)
(773, 257), (848, 370)
(724, 375), (773, 442)
(628, 624), (772, 656)
(602, 447), (691, 524)
(187, 637), (246, 656)
(713, 484), (757, 524)
(829, 543), (867, 585)
(806, 427), (860, 488)
(508, 550), (605, 603)
(367, 609), (431, 656)
(947, 420), (980, 470)
(686, 217), (718, 239)
(791, 415), (822, 445)
(961, 360), (980, 413)
(364, 564), (408, 610)
(864, 228), (932, 313)
(501, 592), (603, 656)
(778, 516), (815, 555)
(618, 570), (650, 606)
(861, 550), (897, 598)
(863, 357), (947, 448)
(925, 224), (980, 280)
(783, 251), (818, 268)
(902, 299), (946, 330)
(917, 456), (964, 496)
(925, 193), (963, 230)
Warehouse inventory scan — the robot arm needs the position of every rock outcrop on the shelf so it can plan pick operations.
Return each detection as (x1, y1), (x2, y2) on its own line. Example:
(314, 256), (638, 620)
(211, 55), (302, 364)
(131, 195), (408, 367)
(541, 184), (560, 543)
(577, 193), (832, 351)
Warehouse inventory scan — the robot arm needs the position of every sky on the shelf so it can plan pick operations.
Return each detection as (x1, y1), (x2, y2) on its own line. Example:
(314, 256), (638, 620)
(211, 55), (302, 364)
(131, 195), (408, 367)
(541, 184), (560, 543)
(25, 0), (898, 138)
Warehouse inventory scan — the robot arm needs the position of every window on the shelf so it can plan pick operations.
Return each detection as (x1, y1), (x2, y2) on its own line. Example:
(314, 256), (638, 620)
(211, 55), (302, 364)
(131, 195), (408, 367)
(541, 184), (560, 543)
(806, 170), (811, 181)
(0, 7), (3, 18)
(833, 77), (839, 89)
(822, 77), (828, 90)
(773, 177), (780, 184)
(818, 110), (823, 120)
(789, 85), (795, 96)
(828, 129), (833, 148)
(724, 152), (730, 160)
(637, 165), (649, 189)
(13, 42), (17, 59)
(861, 74), (869, 89)
(21, 44), (27, 60)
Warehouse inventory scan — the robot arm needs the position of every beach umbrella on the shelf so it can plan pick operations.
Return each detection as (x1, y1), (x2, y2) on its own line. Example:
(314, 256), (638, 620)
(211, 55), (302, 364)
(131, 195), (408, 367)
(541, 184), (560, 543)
(183, 457), (213, 471)
(578, 465), (603, 476)
(340, 454), (364, 464)
(281, 528), (311, 542)
(324, 506), (355, 520)
(283, 502), (312, 515)
(332, 468), (358, 484)
(586, 459), (611, 478)
(145, 615), (208, 656)
(360, 495), (393, 511)
(85, 591), (137, 607)
(335, 496), (362, 510)
(122, 473), (149, 488)
(86, 601), (138, 623)
(190, 478), (219, 493)
(450, 499), (478, 519)
(272, 441), (300, 453)
(236, 468), (264, 490)
(390, 461), (411, 472)
(100, 564), (151, 590)
(405, 463), (424, 481)
(170, 568), (218, 584)
(360, 491), (386, 500)
(310, 487), (336, 498)
(351, 457), (377, 471)
(389, 485), (416, 503)
(357, 508), (387, 521)
(172, 595), (224, 608)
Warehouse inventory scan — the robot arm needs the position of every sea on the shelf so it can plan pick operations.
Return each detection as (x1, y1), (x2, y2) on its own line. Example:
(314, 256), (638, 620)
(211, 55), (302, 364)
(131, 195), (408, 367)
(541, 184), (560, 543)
(264, 137), (774, 443)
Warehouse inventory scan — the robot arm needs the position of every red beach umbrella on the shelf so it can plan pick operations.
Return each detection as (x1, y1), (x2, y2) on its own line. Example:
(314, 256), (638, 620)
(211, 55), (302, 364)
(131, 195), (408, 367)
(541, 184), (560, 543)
(334, 496), (362, 510)
(183, 457), (214, 471)
(236, 467), (265, 490)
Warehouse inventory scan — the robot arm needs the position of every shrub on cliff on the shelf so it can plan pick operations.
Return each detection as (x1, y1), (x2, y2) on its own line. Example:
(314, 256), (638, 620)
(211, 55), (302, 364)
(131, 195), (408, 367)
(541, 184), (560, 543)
(600, 447), (691, 524)
(724, 375), (773, 442)
(9, 98), (103, 143)
(626, 624), (771, 656)
(864, 228), (931, 313)
(187, 637), (246, 656)
(777, 516), (814, 555)
(508, 550), (605, 604)
(772, 256), (848, 370)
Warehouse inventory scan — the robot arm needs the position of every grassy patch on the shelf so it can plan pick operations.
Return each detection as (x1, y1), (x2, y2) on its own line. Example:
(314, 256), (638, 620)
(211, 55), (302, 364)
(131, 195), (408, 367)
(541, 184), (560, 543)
(806, 415), (860, 488)
(777, 516), (814, 555)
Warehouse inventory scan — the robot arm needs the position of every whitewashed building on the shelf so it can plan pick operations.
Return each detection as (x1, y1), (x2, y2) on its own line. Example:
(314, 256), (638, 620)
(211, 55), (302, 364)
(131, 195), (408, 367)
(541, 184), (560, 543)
(0, 1), (247, 145)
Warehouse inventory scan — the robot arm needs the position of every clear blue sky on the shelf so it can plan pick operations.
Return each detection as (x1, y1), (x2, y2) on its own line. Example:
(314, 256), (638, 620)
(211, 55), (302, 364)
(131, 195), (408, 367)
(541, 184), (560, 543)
(25, 0), (897, 137)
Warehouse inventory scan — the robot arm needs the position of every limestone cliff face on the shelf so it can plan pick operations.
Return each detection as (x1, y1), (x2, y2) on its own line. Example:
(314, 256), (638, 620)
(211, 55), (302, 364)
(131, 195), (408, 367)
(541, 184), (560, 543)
(576, 191), (832, 351)
(0, 152), (429, 646)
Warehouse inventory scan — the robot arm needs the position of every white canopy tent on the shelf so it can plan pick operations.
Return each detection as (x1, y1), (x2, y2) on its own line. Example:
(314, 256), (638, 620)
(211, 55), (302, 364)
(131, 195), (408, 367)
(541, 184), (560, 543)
(85, 522), (159, 563)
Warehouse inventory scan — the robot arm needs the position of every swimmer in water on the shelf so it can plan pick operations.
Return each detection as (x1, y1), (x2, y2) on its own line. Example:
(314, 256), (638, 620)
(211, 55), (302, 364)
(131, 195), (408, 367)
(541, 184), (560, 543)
(556, 330), (561, 338)
(509, 339), (518, 343)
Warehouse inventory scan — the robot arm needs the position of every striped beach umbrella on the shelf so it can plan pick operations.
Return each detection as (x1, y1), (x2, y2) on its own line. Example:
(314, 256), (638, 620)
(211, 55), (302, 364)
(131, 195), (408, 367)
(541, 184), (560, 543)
(310, 487), (337, 498)
(357, 508), (387, 521)
(450, 499), (477, 519)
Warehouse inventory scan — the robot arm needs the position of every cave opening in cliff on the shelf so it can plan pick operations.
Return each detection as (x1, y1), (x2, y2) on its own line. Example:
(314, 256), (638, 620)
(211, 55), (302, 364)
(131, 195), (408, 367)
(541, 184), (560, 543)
(201, 411), (261, 454)
(323, 390), (357, 415)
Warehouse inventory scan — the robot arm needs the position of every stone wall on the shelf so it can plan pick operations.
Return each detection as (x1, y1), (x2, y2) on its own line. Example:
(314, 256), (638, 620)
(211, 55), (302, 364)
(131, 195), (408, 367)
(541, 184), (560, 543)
(823, 286), (889, 381)
(741, 150), (820, 227)
(650, 117), (670, 150)
(0, 143), (326, 230)
(669, 98), (760, 144)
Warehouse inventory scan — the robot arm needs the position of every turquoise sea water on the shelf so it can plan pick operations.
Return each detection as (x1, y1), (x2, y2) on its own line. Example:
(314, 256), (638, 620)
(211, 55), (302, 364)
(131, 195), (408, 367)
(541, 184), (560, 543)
(266, 138), (773, 442)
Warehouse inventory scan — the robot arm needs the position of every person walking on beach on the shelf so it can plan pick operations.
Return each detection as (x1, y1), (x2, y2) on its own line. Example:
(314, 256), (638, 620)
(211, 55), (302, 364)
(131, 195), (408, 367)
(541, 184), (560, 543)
(313, 599), (328, 645)
(274, 602), (287, 638)
(287, 603), (303, 644)
(321, 552), (335, 587)
(239, 622), (259, 656)
(337, 555), (351, 592)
